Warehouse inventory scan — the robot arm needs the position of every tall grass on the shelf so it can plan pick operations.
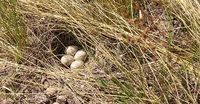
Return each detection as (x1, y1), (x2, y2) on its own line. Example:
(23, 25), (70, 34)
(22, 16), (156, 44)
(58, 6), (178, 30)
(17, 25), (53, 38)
(0, 0), (199, 103)
(0, 0), (26, 62)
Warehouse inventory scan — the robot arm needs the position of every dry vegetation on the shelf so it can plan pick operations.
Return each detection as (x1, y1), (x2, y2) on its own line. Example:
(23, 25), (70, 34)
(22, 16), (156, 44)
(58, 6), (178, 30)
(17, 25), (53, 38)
(0, 0), (200, 104)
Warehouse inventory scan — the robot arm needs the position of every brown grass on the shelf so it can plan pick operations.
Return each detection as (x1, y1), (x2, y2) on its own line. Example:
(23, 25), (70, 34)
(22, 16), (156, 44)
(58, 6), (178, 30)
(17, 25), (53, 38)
(0, 0), (199, 103)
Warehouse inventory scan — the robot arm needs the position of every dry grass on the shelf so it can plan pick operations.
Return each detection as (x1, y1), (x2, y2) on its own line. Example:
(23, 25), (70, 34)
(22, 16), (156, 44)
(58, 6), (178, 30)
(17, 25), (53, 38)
(0, 0), (200, 104)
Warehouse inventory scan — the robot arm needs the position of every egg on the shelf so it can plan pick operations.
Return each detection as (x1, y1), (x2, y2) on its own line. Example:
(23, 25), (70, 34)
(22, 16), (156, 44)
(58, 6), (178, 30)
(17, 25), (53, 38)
(60, 55), (74, 66)
(70, 60), (84, 69)
(74, 50), (87, 60)
(65, 45), (78, 55)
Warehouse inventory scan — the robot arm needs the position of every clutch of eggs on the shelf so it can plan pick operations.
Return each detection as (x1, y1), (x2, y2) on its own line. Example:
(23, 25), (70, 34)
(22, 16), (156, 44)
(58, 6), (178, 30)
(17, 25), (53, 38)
(61, 45), (87, 69)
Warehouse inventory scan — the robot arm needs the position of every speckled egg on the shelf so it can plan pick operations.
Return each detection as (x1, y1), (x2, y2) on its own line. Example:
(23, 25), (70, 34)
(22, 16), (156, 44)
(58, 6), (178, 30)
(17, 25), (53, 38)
(60, 55), (74, 66)
(74, 50), (87, 61)
(70, 60), (84, 69)
(65, 45), (78, 55)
